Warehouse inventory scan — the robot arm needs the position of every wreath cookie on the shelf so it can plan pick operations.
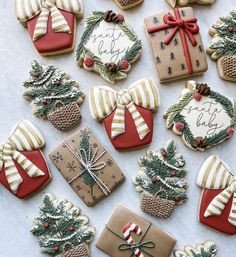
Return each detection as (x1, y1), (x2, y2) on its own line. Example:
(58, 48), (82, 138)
(75, 10), (142, 84)
(114, 0), (144, 9)
(166, 0), (214, 8)
(134, 140), (188, 218)
(164, 80), (236, 151)
(207, 9), (236, 82)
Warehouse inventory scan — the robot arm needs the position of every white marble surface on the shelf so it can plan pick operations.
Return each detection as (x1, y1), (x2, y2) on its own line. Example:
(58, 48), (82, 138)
(0, 0), (236, 256)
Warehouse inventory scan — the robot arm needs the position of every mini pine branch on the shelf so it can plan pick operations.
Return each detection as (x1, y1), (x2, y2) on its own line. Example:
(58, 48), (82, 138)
(23, 60), (85, 119)
(31, 194), (95, 256)
(134, 140), (188, 204)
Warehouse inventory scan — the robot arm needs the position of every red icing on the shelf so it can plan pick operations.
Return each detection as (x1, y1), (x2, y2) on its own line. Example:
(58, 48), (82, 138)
(199, 189), (236, 235)
(103, 105), (153, 150)
(27, 10), (75, 54)
(0, 150), (50, 199)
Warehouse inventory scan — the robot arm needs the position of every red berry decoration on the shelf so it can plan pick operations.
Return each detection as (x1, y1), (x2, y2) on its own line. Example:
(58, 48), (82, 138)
(44, 223), (49, 229)
(42, 99), (48, 105)
(84, 56), (94, 68)
(33, 72), (40, 78)
(117, 14), (125, 22)
(194, 92), (202, 101)
(175, 196), (180, 202)
(228, 26), (234, 33)
(55, 80), (61, 86)
(53, 246), (59, 252)
(171, 171), (176, 177)
(152, 178), (157, 184)
(120, 60), (129, 70)
(175, 122), (184, 132)
(161, 151), (167, 158)
(69, 226), (75, 232)
(227, 127), (234, 137)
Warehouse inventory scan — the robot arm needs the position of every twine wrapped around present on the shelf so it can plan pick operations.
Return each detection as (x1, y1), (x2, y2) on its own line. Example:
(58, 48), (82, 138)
(0, 120), (45, 194)
(15, 0), (83, 41)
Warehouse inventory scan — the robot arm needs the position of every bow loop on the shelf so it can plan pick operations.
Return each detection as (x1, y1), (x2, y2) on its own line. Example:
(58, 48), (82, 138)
(197, 155), (236, 226)
(0, 120), (46, 194)
(89, 77), (159, 141)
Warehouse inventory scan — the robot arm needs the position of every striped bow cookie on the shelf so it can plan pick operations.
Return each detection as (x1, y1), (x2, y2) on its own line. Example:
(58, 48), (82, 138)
(89, 77), (159, 140)
(15, 0), (83, 41)
(197, 155), (236, 226)
(0, 120), (45, 194)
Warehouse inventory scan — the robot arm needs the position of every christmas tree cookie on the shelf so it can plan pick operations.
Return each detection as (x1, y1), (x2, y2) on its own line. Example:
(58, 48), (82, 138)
(31, 193), (95, 256)
(15, 0), (83, 55)
(164, 80), (236, 151)
(166, 0), (214, 8)
(197, 155), (236, 235)
(23, 60), (85, 131)
(75, 10), (142, 84)
(174, 241), (217, 257)
(134, 140), (188, 218)
(207, 9), (236, 82)
(114, 0), (144, 9)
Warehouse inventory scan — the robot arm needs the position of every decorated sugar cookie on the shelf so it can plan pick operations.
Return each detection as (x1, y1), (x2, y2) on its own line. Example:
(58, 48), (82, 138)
(207, 9), (236, 82)
(114, 0), (144, 9)
(166, 0), (214, 8)
(174, 241), (217, 257)
(31, 193), (95, 256)
(197, 155), (236, 235)
(23, 60), (85, 131)
(89, 77), (159, 150)
(15, 0), (83, 55)
(76, 10), (142, 84)
(134, 140), (188, 218)
(145, 7), (208, 82)
(0, 119), (51, 199)
(164, 80), (236, 151)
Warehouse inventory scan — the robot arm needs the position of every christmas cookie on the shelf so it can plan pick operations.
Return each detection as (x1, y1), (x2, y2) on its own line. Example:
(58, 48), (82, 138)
(145, 7), (208, 82)
(174, 241), (217, 257)
(75, 10), (142, 84)
(166, 0), (214, 8)
(96, 204), (176, 257)
(23, 60), (85, 131)
(0, 119), (51, 199)
(31, 193), (95, 256)
(114, 0), (144, 10)
(49, 128), (125, 207)
(134, 140), (188, 218)
(207, 9), (236, 82)
(197, 155), (236, 235)
(89, 77), (159, 150)
(15, 0), (83, 55)
(164, 80), (236, 151)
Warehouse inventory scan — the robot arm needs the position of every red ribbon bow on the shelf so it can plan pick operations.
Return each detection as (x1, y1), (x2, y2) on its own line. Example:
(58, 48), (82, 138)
(147, 8), (199, 75)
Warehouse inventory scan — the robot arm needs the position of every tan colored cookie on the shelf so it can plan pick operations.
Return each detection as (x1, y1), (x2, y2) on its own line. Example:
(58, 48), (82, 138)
(166, 0), (214, 8)
(114, 0), (144, 9)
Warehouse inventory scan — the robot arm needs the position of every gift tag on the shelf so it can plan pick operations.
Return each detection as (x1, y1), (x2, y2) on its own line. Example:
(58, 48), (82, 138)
(15, 0), (83, 55)
(75, 10), (142, 84)
(164, 80), (236, 151)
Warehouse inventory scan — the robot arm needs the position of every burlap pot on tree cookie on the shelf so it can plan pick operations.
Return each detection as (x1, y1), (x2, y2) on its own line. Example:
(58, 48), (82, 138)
(48, 102), (81, 131)
(141, 192), (175, 219)
(56, 244), (89, 257)
(218, 56), (236, 81)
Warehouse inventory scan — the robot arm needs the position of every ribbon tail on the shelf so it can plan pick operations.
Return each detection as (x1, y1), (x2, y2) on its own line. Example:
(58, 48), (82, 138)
(4, 156), (23, 194)
(229, 191), (236, 226)
(127, 102), (150, 140)
(13, 150), (45, 178)
(204, 187), (233, 217)
(111, 104), (125, 139)
(33, 7), (50, 41)
(51, 6), (71, 33)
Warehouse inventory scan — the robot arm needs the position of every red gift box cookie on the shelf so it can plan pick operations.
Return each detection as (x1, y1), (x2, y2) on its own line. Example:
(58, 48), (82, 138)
(0, 119), (51, 199)
(89, 77), (159, 150)
(197, 155), (236, 235)
(15, 0), (83, 55)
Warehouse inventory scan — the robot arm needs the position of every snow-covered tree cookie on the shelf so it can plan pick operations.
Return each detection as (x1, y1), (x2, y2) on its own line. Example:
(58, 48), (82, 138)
(23, 60), (85, 131)
(134, 140), (188, 218)
(31, 193), (95, 257)
(166, 0), (214, 8)
(174, 241), (217, 257)
(114, 0), (144, 9)
(164, 80), (236, 151)
(207, 9), (236, 82)
(75, 10), (142, 84)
